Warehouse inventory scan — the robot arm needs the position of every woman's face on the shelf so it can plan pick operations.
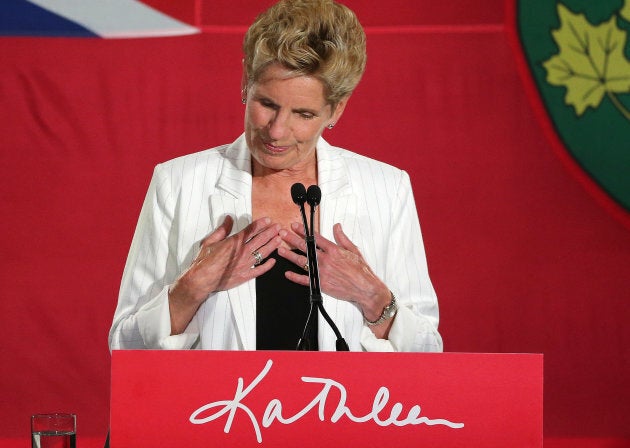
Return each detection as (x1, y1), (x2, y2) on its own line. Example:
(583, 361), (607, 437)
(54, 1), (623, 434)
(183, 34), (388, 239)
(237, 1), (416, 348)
(244, 64), (346, 175)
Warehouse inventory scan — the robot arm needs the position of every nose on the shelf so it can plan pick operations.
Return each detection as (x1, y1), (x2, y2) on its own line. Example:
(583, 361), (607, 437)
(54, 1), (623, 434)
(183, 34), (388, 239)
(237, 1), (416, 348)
(267, 111), (290, 141)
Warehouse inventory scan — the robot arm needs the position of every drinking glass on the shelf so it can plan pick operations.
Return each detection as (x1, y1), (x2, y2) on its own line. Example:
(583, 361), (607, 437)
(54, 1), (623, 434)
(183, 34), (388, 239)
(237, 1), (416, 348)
(31, 413), (76, 448)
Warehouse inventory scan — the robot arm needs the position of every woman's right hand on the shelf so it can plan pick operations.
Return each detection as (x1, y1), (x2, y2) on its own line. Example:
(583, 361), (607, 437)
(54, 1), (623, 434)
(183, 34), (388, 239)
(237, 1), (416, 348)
(168, 215), (281, 334)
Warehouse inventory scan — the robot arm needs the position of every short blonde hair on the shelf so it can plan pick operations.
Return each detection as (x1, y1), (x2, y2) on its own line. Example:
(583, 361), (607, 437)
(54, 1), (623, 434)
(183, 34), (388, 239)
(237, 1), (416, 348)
(243, 0), (367, 106)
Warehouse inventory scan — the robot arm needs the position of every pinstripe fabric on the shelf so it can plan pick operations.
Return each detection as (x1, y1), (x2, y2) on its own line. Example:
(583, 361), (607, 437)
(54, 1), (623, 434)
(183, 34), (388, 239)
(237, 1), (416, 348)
(109, 134), (442, 352)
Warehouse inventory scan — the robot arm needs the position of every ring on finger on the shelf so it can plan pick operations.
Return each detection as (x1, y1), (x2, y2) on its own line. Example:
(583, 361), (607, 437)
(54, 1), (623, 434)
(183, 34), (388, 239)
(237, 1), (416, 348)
(303, 262), (309, 272)
(252, 250), (263, 266)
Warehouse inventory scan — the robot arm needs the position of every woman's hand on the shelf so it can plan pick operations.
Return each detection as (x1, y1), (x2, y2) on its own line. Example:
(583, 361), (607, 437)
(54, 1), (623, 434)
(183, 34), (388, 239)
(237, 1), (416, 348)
(169, 215), (281, 334)
(279, 223), (391, 326)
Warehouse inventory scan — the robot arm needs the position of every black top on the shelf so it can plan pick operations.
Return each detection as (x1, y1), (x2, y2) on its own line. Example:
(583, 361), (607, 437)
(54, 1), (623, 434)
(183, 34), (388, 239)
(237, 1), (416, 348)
(256, 250), (318, 351)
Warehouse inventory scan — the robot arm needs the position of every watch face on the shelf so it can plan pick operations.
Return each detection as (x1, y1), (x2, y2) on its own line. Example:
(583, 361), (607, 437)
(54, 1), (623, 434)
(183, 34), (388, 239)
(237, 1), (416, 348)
(385, 297), (398, 318)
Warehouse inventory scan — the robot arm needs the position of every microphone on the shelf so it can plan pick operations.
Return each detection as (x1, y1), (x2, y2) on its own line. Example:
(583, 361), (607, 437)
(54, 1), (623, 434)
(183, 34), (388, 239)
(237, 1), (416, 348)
(306, 185), (320, 237)
(293, 183), (349, 351)
(291, 183), (309, 233)
(291, 182), (307, 205)
(306, 185), (321, 208)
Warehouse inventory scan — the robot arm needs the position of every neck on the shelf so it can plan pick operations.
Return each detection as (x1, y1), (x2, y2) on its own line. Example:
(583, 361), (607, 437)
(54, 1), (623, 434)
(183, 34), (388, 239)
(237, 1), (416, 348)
(251, 158), (318, 185)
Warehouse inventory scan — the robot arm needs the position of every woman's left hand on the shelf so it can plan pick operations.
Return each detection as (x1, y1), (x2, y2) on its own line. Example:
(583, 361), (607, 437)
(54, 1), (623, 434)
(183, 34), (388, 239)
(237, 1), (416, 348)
(278, 222), (390, 322)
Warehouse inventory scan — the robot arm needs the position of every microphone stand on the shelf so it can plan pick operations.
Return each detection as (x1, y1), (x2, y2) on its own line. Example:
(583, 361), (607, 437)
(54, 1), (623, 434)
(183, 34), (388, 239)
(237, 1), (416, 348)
(293, 184), (349, 352)
(292, 184), (316, 350)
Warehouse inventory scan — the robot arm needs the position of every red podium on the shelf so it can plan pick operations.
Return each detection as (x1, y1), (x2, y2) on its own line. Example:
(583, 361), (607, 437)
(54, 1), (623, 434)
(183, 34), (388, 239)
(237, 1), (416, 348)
(110, 350), (543, 447)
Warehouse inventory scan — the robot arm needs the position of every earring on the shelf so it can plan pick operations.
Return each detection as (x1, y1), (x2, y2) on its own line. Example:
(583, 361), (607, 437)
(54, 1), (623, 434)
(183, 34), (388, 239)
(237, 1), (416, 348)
(241, 98), (246, 104)
(327, 123), (335, 129)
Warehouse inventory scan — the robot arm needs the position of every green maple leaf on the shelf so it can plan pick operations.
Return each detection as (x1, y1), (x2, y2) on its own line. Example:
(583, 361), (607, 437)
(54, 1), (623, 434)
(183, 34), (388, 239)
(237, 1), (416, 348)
(543, 4), (630, 118)
(621, 0), (630, 22)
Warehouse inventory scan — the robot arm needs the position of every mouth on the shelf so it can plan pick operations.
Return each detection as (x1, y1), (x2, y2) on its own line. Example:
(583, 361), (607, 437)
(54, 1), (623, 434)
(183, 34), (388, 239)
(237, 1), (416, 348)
(263, 141), (291, 154)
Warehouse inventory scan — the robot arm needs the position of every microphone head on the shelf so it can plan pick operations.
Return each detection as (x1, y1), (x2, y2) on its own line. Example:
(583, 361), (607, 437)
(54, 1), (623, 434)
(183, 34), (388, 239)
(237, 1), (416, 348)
(291, 183), (307, 205)
(306, 185), (321, 206)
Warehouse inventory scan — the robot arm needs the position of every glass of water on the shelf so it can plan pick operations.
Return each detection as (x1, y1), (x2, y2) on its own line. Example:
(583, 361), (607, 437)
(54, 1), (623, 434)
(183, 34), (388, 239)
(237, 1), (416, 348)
(31, 413), (76, 448)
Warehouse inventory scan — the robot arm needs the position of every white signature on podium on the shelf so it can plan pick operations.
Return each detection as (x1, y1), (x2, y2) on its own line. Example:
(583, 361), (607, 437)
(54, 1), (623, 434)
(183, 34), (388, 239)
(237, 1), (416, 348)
(189, 359), (464, 443)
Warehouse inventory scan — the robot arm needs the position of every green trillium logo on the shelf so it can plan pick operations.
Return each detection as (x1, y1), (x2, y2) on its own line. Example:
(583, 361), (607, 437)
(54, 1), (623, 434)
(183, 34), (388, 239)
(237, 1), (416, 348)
(514, 0), (630, 221)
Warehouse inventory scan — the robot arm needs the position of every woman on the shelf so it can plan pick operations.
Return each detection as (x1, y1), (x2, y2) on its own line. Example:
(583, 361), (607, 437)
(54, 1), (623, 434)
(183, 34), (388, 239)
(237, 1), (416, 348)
(109, 0), (442, 352)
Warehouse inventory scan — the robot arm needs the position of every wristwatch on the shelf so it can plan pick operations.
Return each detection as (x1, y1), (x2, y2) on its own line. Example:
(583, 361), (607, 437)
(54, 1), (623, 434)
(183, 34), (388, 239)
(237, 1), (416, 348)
(364, 292), (398, 326)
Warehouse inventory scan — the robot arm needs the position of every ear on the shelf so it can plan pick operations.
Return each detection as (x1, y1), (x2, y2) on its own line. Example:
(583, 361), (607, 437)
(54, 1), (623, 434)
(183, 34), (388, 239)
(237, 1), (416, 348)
(240, 59), (248, 100)
(329, 96), (350, 127)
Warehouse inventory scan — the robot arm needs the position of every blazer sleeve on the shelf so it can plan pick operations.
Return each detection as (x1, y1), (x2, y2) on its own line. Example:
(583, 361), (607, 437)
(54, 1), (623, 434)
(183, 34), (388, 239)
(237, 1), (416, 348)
(360, 170), (443, 352)
(108, 164), (199, 350)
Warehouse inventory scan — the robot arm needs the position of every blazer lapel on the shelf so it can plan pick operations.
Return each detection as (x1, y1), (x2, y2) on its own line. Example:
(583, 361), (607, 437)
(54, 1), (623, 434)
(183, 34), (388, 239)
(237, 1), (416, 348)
(316, 138), (362, 351)
(317, 137), (356, 239)
(210, 135), (257, 350)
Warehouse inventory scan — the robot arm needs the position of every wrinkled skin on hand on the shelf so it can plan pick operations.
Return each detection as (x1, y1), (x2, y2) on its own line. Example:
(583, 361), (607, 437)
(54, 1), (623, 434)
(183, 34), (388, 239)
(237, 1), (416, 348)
(169, 215), (282, 334)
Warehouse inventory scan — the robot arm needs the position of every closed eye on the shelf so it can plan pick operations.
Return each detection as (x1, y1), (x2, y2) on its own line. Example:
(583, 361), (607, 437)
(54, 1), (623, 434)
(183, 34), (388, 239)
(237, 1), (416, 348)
(260, 99), (278, 110)
(256, 97), (318, 119)
(297, 111), (316, 120)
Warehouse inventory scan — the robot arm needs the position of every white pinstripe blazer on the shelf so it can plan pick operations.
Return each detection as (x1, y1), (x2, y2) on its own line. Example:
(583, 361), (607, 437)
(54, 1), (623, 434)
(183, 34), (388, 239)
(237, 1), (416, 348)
(109, 134), (442, 352)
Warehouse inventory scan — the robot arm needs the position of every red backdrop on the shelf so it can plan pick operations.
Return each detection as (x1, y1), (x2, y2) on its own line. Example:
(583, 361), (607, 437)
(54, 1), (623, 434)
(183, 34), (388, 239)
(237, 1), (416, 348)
(1, 1), (628, 446)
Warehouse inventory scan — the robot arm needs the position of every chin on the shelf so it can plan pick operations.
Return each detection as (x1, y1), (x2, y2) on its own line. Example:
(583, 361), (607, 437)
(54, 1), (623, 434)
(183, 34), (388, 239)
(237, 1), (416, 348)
(251, 151), (292, 171)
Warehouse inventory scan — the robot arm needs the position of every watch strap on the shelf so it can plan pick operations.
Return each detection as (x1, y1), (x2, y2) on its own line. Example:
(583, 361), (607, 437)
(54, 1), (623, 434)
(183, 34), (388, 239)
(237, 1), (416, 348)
(363, 292), (397, 326)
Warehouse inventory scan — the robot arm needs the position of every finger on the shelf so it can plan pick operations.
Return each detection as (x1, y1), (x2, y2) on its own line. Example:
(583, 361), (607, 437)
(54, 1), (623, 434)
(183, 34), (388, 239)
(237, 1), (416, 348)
(284, 270), (310, 286)
(249, 257), (277, 276)
(332, 223), (360, 254)
(281, 227), (307, 251)
(310, 229), (337, 252)
(277, 246), (308, 268)
(289, 222), (306, 238)
(201, 215), (234, 246)
(247, 224), (282, 254)
(249, 235), (282, 267)
(243, 217), (273, 241)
